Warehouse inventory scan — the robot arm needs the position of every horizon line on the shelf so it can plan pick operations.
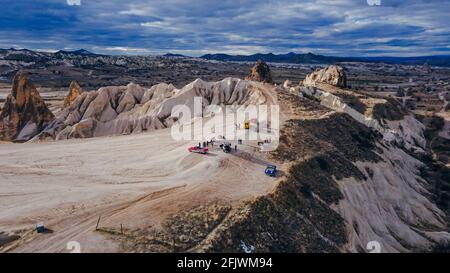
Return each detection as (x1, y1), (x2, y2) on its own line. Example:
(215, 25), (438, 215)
(2, 47), (450, 59)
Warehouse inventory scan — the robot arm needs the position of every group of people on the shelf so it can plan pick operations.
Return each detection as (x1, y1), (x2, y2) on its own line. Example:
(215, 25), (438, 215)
(198, 139), (216, 148)
(198, 139), (238, 152)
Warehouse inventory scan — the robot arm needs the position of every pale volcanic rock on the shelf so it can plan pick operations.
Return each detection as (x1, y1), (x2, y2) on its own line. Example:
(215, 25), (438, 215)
(0, 71), (54, 141)
(245, 60), (274, 84)
(302, 65), (347, 87)
(33, 78), (276, 141)
(63, 80), (83, 108)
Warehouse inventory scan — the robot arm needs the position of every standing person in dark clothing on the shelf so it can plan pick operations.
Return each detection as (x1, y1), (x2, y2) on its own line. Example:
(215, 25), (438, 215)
(235, 145), (237, 152)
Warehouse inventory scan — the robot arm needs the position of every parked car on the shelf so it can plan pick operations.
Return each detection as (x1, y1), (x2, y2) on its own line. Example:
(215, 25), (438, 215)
(265, 165), (277, 177)
(188, 146), (209, 154)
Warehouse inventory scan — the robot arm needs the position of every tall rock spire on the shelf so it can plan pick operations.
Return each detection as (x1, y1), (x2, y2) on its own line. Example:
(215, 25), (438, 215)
(0, 71), (54, 141)
(63, 80), (83, 108)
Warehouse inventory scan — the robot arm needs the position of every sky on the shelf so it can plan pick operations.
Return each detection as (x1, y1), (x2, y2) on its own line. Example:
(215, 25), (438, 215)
(0, 0), (449, 57)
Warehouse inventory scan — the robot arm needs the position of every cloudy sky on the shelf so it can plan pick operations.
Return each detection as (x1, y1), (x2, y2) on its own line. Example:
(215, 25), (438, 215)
(0, 0), (449, 56)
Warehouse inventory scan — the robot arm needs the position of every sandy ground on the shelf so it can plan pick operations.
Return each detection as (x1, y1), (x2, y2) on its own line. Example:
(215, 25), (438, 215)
(0, 128), (279, 252)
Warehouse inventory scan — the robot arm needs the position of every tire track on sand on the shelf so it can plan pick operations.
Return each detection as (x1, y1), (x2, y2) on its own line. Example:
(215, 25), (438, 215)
(7, 185), (185, 253)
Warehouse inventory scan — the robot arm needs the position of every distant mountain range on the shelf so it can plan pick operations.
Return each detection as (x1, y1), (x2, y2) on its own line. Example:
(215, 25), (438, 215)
(55, 49), (100, 56)
(0, 48), (102, 63)
(2, 48), (450, 67)
(200, 52), (450, 67)
(0, 48), (99, 56)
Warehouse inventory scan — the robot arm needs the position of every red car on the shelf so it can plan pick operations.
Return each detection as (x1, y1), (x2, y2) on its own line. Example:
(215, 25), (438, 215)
(188, 146), (209, 154)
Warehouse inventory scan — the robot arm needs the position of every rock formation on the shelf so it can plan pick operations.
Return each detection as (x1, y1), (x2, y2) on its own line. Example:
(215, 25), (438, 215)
(63, 80), (83, 108)
(283, 80), (292, 89)
(34, 78), (276, 141)
(302, 65), (347, 87)
(245, 60), (274, 83)
(0, 71), (54, 141)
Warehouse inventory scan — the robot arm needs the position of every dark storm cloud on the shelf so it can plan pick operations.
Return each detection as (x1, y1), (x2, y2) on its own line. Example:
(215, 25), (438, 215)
(0, 0), (449, 56)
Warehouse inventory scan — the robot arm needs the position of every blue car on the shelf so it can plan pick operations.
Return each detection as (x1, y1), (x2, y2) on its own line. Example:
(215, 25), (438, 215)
(265, 165), (277, 177)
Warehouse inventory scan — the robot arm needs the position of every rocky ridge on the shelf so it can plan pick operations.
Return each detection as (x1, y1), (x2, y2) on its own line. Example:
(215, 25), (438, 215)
(302, 65), (347, 88)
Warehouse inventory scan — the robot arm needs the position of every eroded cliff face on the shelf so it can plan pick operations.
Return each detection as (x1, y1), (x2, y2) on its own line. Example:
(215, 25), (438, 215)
(274, 82), (450, 252)
(33, 78), (276, 141)
(0, 71), (54, 141)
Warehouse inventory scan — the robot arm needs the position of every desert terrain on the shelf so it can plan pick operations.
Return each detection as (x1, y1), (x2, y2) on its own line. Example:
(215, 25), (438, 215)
(0, 128), (280, 252)
(1, 53), (449, 253)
